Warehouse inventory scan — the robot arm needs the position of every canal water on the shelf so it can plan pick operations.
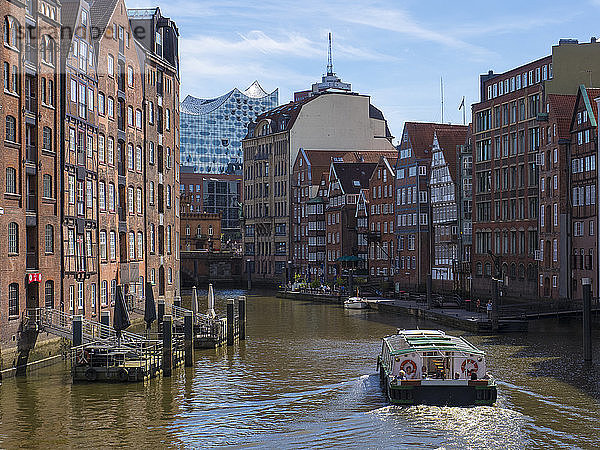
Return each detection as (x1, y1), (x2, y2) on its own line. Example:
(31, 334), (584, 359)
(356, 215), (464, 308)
(1, 290), (599, 448)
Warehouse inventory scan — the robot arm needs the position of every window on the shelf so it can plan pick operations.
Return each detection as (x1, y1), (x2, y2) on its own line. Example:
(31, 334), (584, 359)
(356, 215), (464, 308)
(107, 137), (114, 165)
(5, 116), (16, 142)
(5, 167), (16, 193)
(99, 230), (107, 260)
(136, 187), (142, 214)
(136, 146), (142, 171)
(8, 283), (19, 316)
(128, 186), (134, 213)
(44, 281), (54, 309)
(107, 96), (114, 118)
(107, 54), (114, 77)
(129, 231), (135, 260)
(109, 230), (116, 260)
(149, 223), (155, 253)
(44, 224), (54, 253)
(8, 222), (18, 254)
(127, 66), (134, 87)
(98, 92), (105, 115)
(127, 105), (134, 127)
(149, 142), (155, 164)
(77, 281), (84, 310)
(137, 231), (143, 259)
(101, 280), (108, 306)
(127, 143), (134, 170)
(149, 181), (155, 205)
(136, 109), (142, 129)
(42, 126), (52, 151)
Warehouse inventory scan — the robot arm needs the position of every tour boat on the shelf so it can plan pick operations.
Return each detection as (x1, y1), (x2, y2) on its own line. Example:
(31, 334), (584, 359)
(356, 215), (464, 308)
(377, 329), (497, 406)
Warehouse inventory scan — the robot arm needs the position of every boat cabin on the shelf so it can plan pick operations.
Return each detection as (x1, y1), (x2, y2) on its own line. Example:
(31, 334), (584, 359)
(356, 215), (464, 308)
(380, 330), (486, 381)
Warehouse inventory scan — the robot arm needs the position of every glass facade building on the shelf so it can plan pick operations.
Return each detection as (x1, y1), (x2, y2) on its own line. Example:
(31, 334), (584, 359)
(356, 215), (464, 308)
(180, 81), (278, 174)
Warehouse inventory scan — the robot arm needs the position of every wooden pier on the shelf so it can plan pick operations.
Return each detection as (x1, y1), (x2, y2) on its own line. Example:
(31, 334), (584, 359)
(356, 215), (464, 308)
(27, 291), (247, 384)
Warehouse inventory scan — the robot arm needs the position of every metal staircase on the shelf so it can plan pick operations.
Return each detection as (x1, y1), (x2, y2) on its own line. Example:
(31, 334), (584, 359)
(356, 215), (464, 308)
(27, 308), (146, 345)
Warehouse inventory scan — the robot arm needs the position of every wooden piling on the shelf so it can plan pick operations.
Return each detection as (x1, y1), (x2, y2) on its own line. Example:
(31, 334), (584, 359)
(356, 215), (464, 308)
(73, 315), (83, 347)
(227, 299), (235, 346)
(158, 300), (165, 334)
(162, 315), (173, 377)
(184, 311), (193, 367)
(238, 296), (246, 340)
(100, 311), (110, 338)
(582, 278), (592, 362)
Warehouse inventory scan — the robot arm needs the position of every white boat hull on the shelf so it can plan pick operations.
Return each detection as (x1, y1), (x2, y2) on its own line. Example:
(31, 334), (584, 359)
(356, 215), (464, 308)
(344, 299), (369, 309)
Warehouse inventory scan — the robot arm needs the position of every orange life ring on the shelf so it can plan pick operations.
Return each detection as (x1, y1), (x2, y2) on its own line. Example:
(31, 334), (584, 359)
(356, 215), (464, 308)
(461, 359), (479, 375)
(400, 359), (417, 378)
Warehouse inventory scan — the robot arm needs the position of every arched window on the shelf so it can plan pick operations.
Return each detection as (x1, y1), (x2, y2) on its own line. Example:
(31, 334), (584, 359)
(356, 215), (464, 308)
(196, 225), (201, 237)
(5, 167), (16, 193)
(137, 231), (143, 260)
(8, 222), (18, 254)
(45, 280), (54, 308)
(484, 262), (492, 276)
(3, 17), (10, 45)
(41, 36), (55, 65)
(518, 263), (525, 279)
(168, 267), (172, 284)
(101, 280), (108, 306)
(8, 283), (19, 316)
(45, 224), (54, 253)
(4, 17), (20, 49)
(43, 126), (52, 151)
(185, 224), (190, 236)
(208, 225), (213, 236)
(166, 225), (172, 253)
(5, 115), (16, 142)
(128, 231), (135, 260)
(149, 223), (155, 253)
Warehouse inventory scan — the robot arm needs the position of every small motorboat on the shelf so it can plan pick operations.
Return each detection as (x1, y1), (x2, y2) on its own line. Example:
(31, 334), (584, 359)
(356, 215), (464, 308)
(377, 329), (497, 406)
(344, 289), (369, 309)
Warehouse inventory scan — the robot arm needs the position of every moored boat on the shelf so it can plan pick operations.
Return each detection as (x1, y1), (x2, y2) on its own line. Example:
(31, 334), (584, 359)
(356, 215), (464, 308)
(377, 329), (497, 406)
(344, 296), (369, 309)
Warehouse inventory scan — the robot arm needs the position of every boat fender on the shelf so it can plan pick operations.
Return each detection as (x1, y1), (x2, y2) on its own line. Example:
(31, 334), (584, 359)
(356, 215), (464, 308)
(400, 360), (417, 378)
(117, 368), (129, 382)
(85, 367), (97, 381)
(461, 359), (479, 376)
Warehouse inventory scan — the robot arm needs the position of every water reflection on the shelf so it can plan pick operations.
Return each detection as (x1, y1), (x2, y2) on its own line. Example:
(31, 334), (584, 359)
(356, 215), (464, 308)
(0, 291), (598, 448)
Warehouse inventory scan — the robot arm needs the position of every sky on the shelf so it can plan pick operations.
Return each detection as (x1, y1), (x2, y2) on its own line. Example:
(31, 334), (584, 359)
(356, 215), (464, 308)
(129, 0), (600, 143)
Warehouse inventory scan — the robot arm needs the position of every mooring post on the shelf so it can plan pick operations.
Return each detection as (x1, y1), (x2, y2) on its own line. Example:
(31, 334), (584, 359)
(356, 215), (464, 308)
(238, 296), (246, 340)
(582, 278), (592, 362)
(73, 315), (83, 347)
(184, 311), (193, 367)
(158, 300), (165, 334)
(100, 311), (110, 338)
(227, 299), (235, 346)
(163, 315), (173, 377)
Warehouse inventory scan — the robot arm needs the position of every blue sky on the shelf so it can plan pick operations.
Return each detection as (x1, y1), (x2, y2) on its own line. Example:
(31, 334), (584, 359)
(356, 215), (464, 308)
(129, 0), (599, 143)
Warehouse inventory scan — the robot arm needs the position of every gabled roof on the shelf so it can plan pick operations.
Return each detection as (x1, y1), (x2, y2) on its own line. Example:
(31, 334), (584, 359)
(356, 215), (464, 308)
(89, 0), (120, 40)
(330, 162), (377, 195)
(250, 95), (318, 135)
(300, 149), (348, 183)
(547, 94), (576, 140)
(571, 85), (600, 131)
(433, 125), (469, 183)
(343, 150), (398, 163)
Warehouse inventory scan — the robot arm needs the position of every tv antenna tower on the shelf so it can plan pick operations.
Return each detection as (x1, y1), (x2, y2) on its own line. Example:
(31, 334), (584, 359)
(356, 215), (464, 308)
(327, 32), (334, 76)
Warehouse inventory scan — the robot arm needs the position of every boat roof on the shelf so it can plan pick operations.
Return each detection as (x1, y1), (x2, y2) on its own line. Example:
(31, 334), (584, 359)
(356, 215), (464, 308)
(383, 330), (485, 356)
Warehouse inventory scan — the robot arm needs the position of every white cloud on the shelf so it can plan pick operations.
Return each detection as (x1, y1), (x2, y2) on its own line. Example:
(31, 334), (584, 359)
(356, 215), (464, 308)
(338, 7), (493, 58)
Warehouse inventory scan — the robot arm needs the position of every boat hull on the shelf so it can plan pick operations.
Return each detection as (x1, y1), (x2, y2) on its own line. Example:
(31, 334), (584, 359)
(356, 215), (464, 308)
(344, 301), (368, 309)
(385, 380), (497, 406)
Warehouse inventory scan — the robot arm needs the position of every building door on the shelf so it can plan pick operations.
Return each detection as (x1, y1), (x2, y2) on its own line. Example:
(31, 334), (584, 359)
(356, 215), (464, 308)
(26, 280), (39, 310)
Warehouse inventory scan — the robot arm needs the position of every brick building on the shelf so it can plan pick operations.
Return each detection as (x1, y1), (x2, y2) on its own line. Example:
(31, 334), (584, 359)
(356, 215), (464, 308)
(367, 156), (396, 282)
(537, 93), (575, 300)
(568, 86), (600, 299)
(325, 161), (376, 281)
(0, 0), (180, 367)
(429, 125), (469, 292)
(393, 122), (436, 292)
(180, 170), (242, 243)
(1, 0), (62, 340)
(472, 39), (600, 302)
(291, 149), (345, 280)
(181, 210), (221, 252)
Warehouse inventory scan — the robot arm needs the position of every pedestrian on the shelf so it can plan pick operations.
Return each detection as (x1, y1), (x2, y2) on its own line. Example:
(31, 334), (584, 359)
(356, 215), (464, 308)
(476, 298), (481, 312)
(486, 300), (492, 319)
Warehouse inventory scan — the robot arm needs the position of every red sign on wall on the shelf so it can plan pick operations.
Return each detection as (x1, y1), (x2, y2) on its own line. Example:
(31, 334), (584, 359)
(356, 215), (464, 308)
(28, 273), (42, 283)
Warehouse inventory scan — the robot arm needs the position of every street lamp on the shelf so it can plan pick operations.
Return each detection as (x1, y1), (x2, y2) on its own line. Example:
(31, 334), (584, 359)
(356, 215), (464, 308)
(287, 260), (292, 287)
(487, 250), (501, 332)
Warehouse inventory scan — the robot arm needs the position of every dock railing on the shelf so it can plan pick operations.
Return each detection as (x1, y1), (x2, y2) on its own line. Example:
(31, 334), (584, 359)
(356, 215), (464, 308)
(28, 308), (147, 345)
